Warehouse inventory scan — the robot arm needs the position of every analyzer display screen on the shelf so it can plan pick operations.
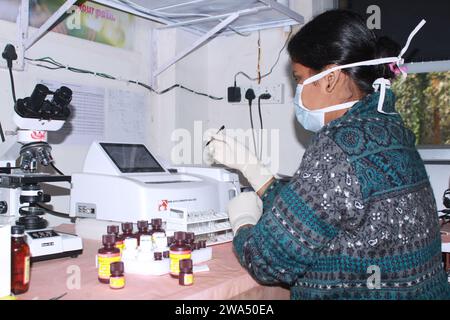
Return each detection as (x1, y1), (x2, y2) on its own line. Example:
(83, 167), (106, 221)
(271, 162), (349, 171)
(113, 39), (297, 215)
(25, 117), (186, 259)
(100, 143), (165, 173)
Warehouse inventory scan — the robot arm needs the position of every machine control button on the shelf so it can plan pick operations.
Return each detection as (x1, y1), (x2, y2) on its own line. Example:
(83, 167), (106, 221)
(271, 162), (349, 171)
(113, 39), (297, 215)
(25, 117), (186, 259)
(27, 229), (59, 239)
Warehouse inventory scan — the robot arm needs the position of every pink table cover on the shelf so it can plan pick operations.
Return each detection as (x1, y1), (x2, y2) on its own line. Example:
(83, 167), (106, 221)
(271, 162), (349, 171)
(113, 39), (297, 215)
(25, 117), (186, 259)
(18, 226), (290, 300)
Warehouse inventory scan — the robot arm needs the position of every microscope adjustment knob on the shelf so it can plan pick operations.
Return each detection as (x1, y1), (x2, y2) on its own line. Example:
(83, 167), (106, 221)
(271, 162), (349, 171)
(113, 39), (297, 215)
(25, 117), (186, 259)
(0, 201), (7, 214)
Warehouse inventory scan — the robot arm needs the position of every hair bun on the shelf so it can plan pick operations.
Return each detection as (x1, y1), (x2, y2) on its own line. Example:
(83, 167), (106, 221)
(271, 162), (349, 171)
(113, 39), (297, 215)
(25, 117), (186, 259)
(376, 36), (401, 58)
(376, 36), (402, 79)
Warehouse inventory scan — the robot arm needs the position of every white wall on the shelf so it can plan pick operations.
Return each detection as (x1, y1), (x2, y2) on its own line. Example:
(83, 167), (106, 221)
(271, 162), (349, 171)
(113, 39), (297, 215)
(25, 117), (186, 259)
(0, 16), (160, 226)
(169, 0), (337, 176)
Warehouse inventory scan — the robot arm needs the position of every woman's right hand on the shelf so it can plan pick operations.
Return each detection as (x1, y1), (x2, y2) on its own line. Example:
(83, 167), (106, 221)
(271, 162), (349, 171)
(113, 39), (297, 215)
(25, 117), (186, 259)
(206, 132), (274, 192)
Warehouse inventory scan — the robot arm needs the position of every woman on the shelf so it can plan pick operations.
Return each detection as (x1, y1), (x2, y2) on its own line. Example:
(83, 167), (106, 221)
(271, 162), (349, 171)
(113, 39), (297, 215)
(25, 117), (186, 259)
(207, 10), (450, 299)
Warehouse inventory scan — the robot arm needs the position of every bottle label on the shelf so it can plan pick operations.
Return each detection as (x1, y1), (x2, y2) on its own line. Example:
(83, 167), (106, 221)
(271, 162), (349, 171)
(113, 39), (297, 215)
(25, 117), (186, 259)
(110, 276), (125, 289)
(97, 253), (121, 280)
(23, 256), (30, 285)
(183, 274), (194, 286)
(169, 250), (191, 276)
(153, 233), (166, 250)
(116, 241), (125, 254)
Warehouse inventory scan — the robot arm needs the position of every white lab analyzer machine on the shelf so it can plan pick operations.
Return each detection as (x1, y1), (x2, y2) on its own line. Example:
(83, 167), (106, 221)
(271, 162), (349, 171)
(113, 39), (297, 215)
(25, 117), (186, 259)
(70, 142), (240, 245)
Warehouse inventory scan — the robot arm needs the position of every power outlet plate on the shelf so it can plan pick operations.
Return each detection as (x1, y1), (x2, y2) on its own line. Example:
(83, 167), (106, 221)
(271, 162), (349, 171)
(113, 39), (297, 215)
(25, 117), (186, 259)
(234, 83), (285, 105)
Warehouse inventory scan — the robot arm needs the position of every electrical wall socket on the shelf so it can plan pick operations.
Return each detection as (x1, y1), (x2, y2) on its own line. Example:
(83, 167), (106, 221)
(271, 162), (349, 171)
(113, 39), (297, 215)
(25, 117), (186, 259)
(235, 83), (285, 105)
(0, 39), (25, 71)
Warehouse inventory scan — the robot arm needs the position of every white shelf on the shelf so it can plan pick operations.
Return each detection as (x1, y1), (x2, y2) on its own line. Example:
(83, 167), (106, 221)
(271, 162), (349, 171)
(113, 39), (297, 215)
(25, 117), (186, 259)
(187, 213), (229, 224)
(16, 0), (304, 80)
(97, 0), (304, 36)
(207, 238), (233, 246)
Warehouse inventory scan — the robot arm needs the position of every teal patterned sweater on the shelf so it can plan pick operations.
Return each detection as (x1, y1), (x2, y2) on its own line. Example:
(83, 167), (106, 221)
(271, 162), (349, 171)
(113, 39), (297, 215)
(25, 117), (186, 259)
(233, 90), (450, 300)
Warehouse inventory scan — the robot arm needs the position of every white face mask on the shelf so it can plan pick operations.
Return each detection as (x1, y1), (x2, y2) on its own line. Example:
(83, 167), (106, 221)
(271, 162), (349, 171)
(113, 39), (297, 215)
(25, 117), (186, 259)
(294, 84), (358, 132)
(294, 19), (426, 133)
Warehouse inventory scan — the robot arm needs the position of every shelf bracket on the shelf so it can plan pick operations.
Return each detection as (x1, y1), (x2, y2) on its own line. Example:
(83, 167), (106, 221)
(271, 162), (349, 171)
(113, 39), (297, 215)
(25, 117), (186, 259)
(22, 0), (78, 51)
(259, 0), (305, 24)
(157, 6), (271, 30)
(153, 12), (240, 78)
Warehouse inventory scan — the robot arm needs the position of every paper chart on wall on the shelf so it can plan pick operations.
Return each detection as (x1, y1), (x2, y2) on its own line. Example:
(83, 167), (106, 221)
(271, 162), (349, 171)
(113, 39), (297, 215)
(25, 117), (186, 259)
(40, 80), (148, 145)
(42, 80), (106, 145)
(105, 89), (147, 143)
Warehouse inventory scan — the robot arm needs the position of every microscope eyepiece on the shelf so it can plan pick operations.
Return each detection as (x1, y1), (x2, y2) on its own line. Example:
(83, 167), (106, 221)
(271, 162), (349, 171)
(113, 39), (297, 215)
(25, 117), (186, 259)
(52, 86), (72, 109)
(29, 84), (50, 113)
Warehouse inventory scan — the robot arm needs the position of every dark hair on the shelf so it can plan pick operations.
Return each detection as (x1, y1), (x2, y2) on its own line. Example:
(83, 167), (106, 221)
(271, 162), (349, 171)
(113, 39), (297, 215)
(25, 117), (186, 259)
(288, 9), (401, 94)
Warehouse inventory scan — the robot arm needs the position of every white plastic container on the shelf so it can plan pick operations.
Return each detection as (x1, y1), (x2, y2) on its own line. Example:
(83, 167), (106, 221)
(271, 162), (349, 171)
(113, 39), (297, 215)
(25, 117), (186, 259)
(122, 234), (213, 276)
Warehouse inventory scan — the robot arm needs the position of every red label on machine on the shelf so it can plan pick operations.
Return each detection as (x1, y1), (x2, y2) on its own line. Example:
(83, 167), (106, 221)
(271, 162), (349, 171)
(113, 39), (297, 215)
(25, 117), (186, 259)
(30, 131), (47, 141)
(158, 200), (169, 211)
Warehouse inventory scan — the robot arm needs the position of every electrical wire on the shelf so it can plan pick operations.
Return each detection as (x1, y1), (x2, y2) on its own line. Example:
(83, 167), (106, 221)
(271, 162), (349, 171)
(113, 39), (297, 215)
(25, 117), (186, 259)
(8, 67), (17, 104)
(247, 100), (258, 157)
(257, 96), (264, 160)
(36, 203), (71, 219)
(50, 162), (64, 176)
(257, 31), (262, 84)
(234, 27), (293, 84)
(25, 57), (223, 101)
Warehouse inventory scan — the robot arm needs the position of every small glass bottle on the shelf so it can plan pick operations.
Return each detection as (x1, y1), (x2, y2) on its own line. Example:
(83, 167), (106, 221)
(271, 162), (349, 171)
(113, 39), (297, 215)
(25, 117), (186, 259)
(167, 236), (174, 247)
(185, 232), (195, 251)
(135, 220), (151, 245)
(121, 222), (136, 239)
(107, 225), (123, 253)
(11, 225), (31, 295)
(121, 238), (138, 261)
(179, 259), (194, 286)
(151, 219), (166, 250)
(109, 261), (125, 290)
(137, 235), (153, 262)
(150, 219), (165, 235)
(154, 252), (162, 261)
(97, 234), (121, 284)
(169, 232), (191, 278)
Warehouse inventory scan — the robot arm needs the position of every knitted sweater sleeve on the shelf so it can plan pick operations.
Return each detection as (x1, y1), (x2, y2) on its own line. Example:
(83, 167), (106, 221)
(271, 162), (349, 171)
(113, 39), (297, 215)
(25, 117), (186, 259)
(233, 133), (366, 286)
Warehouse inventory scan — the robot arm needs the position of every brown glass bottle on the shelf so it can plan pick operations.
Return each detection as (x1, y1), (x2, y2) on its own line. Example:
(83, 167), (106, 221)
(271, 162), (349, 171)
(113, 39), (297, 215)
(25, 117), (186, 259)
(150, 218), (165, 235)
(135, 220), (151, 245)
(154, 252), (162, 261)
(169, 231), (191, 278)
(11, 226), (31, 295)
(121, 222), (138, 248)
(179, 259), (194, 286)
(97, 234), (121, 284)
(109, 261), (125, 290)
(107, 225), (123, 253)
(167, 236), (174, 247)
(185, 232), (195, 251)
